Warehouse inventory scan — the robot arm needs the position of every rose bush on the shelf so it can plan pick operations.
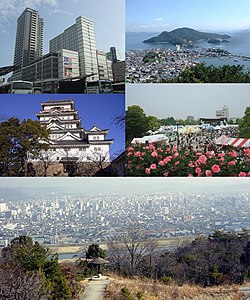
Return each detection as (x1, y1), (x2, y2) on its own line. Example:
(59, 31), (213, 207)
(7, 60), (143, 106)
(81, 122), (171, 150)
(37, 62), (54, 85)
(126, 143), (250, 177)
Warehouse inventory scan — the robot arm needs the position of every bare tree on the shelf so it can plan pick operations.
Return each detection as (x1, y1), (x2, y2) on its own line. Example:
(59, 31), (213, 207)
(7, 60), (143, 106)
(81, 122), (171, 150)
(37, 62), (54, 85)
(76, 149), (111, 176)
(108, 224), (158, 276)
(36, 149), (55, 177)
(0, 261), (47, 300)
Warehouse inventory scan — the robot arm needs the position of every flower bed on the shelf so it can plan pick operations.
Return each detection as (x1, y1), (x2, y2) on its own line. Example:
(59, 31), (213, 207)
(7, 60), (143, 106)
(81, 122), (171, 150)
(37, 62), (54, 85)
(126, 143), (250, 177)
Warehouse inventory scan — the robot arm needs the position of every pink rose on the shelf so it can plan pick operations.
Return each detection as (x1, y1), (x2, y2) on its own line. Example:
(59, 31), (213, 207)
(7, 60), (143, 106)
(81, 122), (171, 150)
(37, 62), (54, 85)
(174, 161), (180, 166)
(150, 164), (157, 170)
(198, 155), (207, 164)
(172, 146), (178, 152)
(228, 160), (235, 166)
(229, 150), (237, 157)
(206, 151), (211, 157)
(127, 152), (133, 157)
(188, 162), (194, 168)
(151, 151), (158, 157)
(211, 164), (220, 173)
(238, 172), (246, 177)
(165, 147), (171, 153)
(145, 168), (150, 174)
(195, 167), (202, 175)
(134, 151), (141, 157)
(173, 152), (179, 158)
(148, 144), (155, 150)
(163, 172), (169, 177)
(244, 148), (250, 156)
(127, 147), (134, 152)
(205, 170), (213, 177)
(158, 160), (166, 166)
(165, 156), (173, 163)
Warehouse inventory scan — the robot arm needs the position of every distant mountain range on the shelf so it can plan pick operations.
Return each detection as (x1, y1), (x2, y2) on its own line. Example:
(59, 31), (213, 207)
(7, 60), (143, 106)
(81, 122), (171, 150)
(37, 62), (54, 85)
(143, 27), (231, 45)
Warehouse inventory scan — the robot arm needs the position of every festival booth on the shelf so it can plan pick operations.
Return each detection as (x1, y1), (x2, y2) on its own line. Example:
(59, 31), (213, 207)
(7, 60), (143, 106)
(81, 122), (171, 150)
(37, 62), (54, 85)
(214, 135), (250, 148)
(131, 134), (169, 145)
(183, 126), (201, 134)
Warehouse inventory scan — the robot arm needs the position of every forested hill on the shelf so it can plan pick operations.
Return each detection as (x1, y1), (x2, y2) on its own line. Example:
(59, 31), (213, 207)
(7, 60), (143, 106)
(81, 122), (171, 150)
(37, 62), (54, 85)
(143, 27), (231, 45)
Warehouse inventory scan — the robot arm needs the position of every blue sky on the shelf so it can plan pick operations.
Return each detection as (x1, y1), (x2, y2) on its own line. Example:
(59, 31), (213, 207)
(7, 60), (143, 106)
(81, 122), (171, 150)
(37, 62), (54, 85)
(0, 0), (125, 70)
(0, 94), (125, 158)
(126, 0), (250, 32)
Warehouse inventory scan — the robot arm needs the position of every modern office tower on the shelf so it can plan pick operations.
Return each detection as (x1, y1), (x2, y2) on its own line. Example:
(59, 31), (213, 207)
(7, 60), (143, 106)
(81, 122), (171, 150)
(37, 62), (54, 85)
(112, 61), (125, 82)
(13, 7), (44, 79)
(96, 50), (109, 80)
(106, 59), (113, 81)
(49, 16), (99, 81)
(106, 47), (121, 63)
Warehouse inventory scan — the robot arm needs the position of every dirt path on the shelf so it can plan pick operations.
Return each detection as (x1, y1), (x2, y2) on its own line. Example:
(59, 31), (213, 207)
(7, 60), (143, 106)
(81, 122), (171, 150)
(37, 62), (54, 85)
(81, 279), (110, 300)
(240, 285), (250, 300)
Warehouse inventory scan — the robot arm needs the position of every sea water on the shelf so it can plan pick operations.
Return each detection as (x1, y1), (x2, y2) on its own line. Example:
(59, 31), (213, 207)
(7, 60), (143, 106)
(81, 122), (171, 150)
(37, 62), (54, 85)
(126, 30), (250, 69)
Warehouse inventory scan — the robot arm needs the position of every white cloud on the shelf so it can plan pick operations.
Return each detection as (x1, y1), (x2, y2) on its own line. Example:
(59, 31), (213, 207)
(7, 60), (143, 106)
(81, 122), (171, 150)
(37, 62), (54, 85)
(0, 0), (58, 33)
(50, 9), (74, 16)
(155, 18), (163, 22)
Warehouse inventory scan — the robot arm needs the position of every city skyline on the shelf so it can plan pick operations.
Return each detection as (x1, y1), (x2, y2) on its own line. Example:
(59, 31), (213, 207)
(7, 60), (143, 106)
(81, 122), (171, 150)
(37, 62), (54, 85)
(0, 94), (125, 158)
(126, 0), (250, 32)
(0, 0), (125, 78)
(126, 84), (250, 120)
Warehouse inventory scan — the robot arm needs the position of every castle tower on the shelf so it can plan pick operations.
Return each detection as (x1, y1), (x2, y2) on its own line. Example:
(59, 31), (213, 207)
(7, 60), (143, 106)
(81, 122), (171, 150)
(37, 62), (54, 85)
(36, 99), (113, 164)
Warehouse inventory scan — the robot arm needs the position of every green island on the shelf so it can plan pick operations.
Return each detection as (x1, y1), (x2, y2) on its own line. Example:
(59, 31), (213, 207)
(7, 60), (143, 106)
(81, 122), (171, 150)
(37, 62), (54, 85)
(143, 27), (231, 45)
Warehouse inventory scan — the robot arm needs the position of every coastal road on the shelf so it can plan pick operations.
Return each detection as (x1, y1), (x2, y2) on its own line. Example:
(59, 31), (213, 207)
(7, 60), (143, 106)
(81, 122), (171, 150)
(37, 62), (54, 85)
(81, 279), (110, 300)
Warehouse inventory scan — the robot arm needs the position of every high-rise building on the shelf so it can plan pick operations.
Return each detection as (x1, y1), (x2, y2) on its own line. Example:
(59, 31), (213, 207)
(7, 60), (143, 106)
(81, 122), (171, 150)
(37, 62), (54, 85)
(216, 106), (229, 120)
(49, 16), (99, 81)
(106, 47), (121, 63)
(96, 50), (109, 80)
(112, 61), (125, 83)
(13, 8), (44, 79)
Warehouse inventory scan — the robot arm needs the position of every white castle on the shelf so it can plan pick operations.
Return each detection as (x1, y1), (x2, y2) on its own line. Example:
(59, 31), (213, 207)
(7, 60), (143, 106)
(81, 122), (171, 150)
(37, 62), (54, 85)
(36, 98), (113, 165)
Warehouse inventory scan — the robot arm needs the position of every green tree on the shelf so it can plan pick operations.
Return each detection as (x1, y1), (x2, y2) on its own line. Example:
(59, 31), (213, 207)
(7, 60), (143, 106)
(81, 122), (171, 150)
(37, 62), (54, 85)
(165, 63), (250, 83)
(2, 236), (72, 300)
(86, 243), (106, 259)
(239, 106), (250, 138)
(2, 236), (47, 271)
(159, 117), (176, 126)
(126, 105), (150, 143)
(0, 118), (50, 176)
(147, 116), (161, 132)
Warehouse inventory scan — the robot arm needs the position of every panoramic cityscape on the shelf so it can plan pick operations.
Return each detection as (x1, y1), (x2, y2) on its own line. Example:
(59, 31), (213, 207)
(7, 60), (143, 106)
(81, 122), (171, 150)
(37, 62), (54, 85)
(0, 178), (249, 247)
